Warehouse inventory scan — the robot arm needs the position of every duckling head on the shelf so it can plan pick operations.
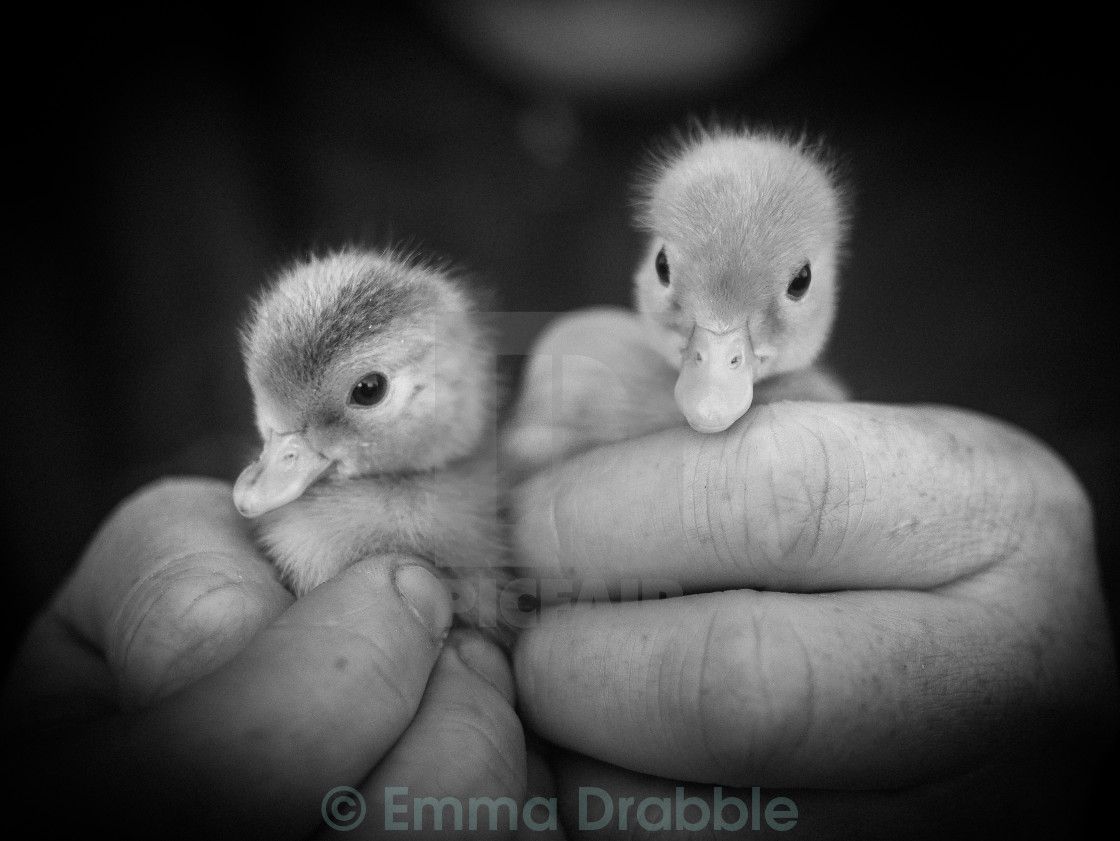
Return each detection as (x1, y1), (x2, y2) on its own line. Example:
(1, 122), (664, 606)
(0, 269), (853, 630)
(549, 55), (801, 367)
(234, 248), (493, 518)
(633, 126), (848, 433)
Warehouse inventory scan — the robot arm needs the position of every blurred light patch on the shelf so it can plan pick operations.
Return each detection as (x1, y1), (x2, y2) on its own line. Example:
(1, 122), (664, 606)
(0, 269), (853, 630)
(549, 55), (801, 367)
(421, 0), (827, 100)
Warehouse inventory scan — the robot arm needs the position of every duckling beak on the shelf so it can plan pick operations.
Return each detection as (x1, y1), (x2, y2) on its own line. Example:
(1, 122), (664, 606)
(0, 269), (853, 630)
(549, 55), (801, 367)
(233, 430), (333, 518)
(675, 325), (755, 433)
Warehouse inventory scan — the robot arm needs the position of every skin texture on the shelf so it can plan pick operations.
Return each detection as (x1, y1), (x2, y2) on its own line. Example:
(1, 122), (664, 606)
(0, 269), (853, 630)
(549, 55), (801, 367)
(505, 313), (1118, 838)
(1, 479), (532, 840)
(3, 320), (1116, 838)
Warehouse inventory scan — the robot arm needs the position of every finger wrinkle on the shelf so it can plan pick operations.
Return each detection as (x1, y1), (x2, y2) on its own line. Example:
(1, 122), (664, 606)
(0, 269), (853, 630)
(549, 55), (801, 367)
(730, 411), (824, 584)
(429, 702), (526, 795)
(109, 556), (286, 709)
(838, 425), (872, 572)
(721, 419), (779, 582)
(694, 596), (770, 779)
(792, 411), (870, 582)
(774, 620), (818, 775)
(767, 419), (807, 553)
(109, 550), (272, 668)
(693, 598), (727, 776)
(796, 421), (830, 574)
(707, 433), (741, 570)
(744, 607), (816, 777)
(694, 595), (819, 783)
(683, 435), (730, 570)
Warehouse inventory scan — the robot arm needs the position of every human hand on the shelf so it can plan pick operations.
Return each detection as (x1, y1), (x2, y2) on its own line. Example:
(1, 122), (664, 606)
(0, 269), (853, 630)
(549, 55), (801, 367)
(500, 308), (846, 482)
(2, 478), (526, 840)
(510, 401), (1118, 838)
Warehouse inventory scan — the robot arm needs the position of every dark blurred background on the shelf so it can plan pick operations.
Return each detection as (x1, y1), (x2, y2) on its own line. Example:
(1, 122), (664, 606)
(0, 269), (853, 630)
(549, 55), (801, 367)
(4, 0), (1116, 796)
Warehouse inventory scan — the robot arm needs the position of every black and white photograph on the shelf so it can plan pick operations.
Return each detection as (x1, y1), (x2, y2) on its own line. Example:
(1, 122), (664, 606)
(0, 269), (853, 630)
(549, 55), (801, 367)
(3, 2), (1116, 838)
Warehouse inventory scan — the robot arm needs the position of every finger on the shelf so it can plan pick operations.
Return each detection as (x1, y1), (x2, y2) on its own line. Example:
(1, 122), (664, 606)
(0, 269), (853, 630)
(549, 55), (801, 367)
(55, 477), (292, 710)
(514, 574), (1111, 790)
(47, 555), (454, 839)
(512, 402), (1076, 592)
(347, 630), (525, 839)
(500, 308), (680, 479)
(549, 752), (800, 840)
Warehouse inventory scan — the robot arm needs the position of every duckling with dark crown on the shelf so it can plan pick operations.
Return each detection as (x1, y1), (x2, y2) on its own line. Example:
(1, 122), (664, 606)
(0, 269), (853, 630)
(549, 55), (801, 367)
(234, 248), (508, 634)
(502, 124), (848, 472)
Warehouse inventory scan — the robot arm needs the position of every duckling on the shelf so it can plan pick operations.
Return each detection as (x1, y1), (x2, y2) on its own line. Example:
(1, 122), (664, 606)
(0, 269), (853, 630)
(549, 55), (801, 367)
(634, 123), (849, 432)
(233, 248), (509, 638)
(502, 124), (847, 472)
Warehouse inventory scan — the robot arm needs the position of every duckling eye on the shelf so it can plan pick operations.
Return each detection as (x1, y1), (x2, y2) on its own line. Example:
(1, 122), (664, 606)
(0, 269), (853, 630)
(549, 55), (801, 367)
(787, 262), (811, 300)
(349, 372), (389, 407)
(655, 247), (670, 287)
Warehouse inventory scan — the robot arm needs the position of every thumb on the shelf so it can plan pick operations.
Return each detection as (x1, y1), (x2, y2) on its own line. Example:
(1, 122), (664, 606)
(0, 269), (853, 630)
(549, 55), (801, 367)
(19, 555), (453, 841)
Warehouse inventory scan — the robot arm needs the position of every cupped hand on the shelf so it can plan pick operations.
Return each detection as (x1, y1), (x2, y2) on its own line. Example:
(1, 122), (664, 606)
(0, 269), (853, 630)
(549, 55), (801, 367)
(510, 400), (1117, 838)
(2, 478), (526, 840)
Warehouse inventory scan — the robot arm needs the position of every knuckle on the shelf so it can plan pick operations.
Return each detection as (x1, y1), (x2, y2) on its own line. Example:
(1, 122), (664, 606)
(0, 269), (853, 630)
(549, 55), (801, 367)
(722, 405), (856, 584)
(695, 597), (815, 780)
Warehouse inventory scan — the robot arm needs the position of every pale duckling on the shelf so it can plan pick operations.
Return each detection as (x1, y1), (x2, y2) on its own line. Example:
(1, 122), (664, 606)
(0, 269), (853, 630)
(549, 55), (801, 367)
(634, 123), (849, 432)
(233, 248), (508, 635)
(502, 124), (847, 474)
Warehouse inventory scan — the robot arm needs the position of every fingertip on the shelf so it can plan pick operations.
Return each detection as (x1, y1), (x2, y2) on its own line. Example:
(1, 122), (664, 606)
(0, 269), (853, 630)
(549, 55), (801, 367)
(393, 562), (454, 643)
(450, 630), (516, 706)
(358, 628), (528, 825)
(275, 555), (451, 658)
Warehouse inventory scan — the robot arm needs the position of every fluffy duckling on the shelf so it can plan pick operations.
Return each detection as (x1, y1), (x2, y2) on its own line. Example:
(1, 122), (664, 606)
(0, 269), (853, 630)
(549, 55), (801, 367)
(502, 124), (847, 473)
(633, 124), (849, 432)
(233, 248), (508, 635)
